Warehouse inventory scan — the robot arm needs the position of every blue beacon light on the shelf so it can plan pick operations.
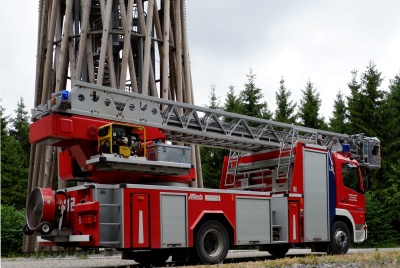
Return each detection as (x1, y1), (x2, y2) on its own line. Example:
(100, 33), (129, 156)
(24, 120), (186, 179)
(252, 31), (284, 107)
(342, 144), (351, 153)
(61, 90), (69, 100)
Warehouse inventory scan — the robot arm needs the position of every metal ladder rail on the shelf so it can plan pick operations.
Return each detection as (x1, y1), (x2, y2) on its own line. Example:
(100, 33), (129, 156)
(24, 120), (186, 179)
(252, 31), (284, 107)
(224, 150), (243, 187)
(33, 81), (351, 153)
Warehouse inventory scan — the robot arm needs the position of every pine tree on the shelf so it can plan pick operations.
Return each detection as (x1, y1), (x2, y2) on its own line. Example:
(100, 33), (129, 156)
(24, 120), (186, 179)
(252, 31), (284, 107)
(347, 62), (385, 137)
(1, 104), (29, 210)
(10, 97), (30, 166)
(274, 77), (297, 124)
(297, 79), (326, 129)
(239, 70), (272, 120)
(329, 91), (348, 133)
(383, 72), (400, 166)
(201, 86), (225, 188)
(207, 85), (220, 110)
(224, 85), (241, 115)
(388, 72), (400, 135)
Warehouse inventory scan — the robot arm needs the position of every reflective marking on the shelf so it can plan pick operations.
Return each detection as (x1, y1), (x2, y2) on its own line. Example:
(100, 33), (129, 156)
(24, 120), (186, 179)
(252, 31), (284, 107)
(138, 210), (144, 244)
(293, 214), (297, 240)
(205, 195), (220, 201)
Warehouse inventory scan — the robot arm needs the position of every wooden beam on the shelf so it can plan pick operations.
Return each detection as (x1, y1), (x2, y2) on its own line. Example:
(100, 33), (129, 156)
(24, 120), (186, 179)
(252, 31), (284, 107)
(153, 0), (163, 57)
(181, 0), (192, 104)
(117, 0), (138, 92)
(85, 35), (95, 83)
(161, 0), (170, 101)
(41, 0), (59, 103)
(68, 20), (76, 83)
(97, 0), (113, 85)
(174, 0), (183, 104)
(75, 0), (91, 83)
(35, 1), (49, 106)
(139, 0), (154, 96)
(118, 0), (134, 90)
(55, 0), (74, 92)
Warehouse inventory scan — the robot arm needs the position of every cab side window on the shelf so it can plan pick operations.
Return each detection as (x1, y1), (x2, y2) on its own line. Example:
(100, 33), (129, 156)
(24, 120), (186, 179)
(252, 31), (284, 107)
(342, 164), (360, 192)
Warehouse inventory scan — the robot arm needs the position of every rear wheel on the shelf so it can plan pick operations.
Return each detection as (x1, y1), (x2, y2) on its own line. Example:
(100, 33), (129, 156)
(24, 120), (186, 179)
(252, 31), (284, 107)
(194, 220), (229, 264)
(330, 221), (350, 254)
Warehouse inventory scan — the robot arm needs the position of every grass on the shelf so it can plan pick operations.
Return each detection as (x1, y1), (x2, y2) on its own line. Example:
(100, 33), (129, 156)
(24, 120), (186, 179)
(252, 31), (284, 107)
(184, 251), (400, 268)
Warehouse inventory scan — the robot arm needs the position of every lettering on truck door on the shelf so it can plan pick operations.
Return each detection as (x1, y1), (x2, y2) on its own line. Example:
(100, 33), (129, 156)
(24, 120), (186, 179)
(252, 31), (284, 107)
(337, 163), (366, 225)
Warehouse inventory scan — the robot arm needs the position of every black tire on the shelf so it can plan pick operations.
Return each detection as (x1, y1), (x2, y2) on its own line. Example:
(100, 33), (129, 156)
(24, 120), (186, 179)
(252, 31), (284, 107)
(194, 220), (229, 264)
(260, 244), (289, 258)
(330, 221), (350, 254)
(38, 221), (52, 235)
(22, 223), (35, 235)
(124, 250), (170, 266)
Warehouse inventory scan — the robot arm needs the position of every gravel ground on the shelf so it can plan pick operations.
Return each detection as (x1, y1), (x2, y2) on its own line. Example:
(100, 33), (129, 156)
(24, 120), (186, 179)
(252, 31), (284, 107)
(2, 248), (399, 268)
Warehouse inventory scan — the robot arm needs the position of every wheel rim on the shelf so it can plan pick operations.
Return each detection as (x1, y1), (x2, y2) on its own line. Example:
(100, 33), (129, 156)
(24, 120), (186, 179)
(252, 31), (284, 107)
(41, 223), (50, 233)
(334, 228), (347, 249)
(203, 228), (223, 257)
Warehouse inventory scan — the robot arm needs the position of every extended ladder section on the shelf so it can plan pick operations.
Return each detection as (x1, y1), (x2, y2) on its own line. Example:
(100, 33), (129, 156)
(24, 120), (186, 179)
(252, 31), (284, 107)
(32, 81), (380, 168)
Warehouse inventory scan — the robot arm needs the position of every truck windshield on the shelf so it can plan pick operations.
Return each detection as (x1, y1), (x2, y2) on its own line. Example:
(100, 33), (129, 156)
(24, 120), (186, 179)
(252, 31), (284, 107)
(342, 164), (361, 192)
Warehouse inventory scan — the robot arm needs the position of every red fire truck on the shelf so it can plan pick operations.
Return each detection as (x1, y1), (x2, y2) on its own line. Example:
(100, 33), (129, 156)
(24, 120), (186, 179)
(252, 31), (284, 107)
(23, 82), (380, 265)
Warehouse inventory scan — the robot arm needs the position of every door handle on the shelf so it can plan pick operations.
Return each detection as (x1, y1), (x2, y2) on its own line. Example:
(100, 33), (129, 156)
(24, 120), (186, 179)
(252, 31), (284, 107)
(341, 199), (348, 202)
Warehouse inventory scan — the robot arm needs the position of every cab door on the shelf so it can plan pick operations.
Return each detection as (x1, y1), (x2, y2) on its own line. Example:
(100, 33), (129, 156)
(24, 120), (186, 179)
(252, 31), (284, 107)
(336, 162), (365, 225)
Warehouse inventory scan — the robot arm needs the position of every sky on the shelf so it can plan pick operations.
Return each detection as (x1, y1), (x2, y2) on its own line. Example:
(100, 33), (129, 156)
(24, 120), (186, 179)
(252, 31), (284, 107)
(1, 1), (400, 122)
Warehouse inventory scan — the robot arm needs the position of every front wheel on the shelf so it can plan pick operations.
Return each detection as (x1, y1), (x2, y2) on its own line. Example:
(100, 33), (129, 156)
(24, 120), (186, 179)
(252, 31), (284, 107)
(194, 220), (229, 264)
(330, 221), (350, 254)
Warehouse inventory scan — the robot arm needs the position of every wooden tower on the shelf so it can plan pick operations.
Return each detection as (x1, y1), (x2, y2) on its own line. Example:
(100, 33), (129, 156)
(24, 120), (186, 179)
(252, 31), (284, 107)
(24, 0), (202, 253)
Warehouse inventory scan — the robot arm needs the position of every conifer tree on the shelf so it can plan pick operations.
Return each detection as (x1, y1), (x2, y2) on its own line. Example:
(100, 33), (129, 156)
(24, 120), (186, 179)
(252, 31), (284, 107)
(10, 97), (30, 165)
(224, 85), (241, 114)
(297, 79), (326, 129)
(0, 104), (29, 210)
(274, 77), (297, 124)
(329, 91), (348, 133)
(239, 70), (272, 120)
(200, 86), (225, 188)
(383, 72), (400, 165)
(347, 62), (384, 137)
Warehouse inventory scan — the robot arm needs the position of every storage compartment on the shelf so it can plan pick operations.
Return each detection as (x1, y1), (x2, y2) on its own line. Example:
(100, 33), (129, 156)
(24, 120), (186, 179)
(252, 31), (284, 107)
(147, 143), (191, 164)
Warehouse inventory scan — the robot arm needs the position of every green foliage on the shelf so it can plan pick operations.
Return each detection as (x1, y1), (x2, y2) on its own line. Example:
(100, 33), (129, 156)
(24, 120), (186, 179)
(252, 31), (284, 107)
(224, 86), (241, 116)
(346, 66), (400, 246)
(1, 205), (26, 257)
(201, 86), (226, 188)
(384, 72), (400, 165)
(200, 146), (227, 188)
(297, 79), (326, 129)
(1, 102), (29, 210)
(329, 91), (348, 133)
(274, 77), (297, 124)
(10, 97), (31, 160)
(239, 69), (272, 120)
(363, 190), (398, 247)
(347, 63), (385, 137)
